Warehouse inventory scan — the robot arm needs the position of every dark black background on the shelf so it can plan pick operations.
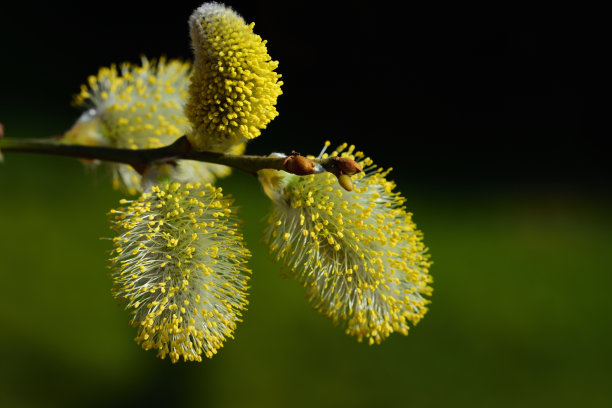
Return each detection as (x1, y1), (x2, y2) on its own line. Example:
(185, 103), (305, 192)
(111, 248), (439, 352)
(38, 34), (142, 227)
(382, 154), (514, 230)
(0, 1), (603, 189)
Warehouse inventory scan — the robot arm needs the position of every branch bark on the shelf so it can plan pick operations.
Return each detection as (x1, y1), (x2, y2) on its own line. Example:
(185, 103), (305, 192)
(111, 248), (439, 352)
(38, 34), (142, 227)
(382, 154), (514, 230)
(0, 136), (360, 185)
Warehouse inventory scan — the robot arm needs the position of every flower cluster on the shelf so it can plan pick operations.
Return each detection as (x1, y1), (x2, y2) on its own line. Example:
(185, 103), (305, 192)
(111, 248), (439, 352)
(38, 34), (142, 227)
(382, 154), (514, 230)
(109, 182), (251, 362)
(186, 2), (283, 152)
(259, 143), (433, 345)
(92, 2), (286, 362)
(56, 2), (431, 362)
(65, 57), (238, 194)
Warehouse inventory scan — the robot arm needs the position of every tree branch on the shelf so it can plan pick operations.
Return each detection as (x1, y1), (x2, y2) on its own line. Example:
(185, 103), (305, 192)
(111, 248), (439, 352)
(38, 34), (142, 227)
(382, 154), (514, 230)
(0, 136), (361, 187)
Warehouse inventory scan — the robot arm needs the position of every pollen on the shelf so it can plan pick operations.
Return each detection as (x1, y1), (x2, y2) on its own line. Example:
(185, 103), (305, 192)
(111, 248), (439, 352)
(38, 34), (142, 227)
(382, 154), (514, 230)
(108, 182), (251, 362)
(185, 2), (283, 152)
(259, 143), (433, 345)
(66, 56), (241, 194)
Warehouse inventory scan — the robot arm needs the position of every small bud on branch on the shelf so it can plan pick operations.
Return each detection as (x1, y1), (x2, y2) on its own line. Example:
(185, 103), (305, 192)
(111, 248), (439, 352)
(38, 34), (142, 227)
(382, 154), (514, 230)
(282, 151), (316, 175)
(318, 155), (363, 191)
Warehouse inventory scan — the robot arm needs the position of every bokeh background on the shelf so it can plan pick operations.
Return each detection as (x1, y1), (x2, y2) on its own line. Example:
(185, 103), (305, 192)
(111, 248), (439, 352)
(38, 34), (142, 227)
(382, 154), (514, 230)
(1, 1), (609, 407)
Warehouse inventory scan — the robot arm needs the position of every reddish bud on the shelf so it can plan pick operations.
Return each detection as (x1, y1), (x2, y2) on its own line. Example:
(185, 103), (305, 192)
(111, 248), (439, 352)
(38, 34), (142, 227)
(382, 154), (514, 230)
(335, 157), (362, 175)
(282, 154), (316, 176)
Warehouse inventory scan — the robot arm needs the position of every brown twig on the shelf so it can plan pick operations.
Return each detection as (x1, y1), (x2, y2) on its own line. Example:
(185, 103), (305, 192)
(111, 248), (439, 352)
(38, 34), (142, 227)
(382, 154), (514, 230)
(0, 135), (362, 189)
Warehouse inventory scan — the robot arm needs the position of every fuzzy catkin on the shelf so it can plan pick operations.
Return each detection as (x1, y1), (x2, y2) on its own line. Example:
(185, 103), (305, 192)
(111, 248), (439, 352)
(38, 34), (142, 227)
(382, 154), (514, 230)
(109, 182), (251, 362)
(259, 143), (433, 344)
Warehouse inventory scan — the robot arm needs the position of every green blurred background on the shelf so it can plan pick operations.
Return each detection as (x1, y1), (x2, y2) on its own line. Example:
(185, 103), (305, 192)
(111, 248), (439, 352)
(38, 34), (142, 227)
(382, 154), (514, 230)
(1, 1), (609, 407)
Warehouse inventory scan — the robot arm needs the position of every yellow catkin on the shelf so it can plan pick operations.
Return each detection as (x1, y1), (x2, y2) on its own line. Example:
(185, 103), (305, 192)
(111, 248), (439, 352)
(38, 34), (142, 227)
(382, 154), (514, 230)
(108, 182), (251, 362)
(259, 144), (433, 345)
(186, 3), (283, 152)
(66, 57), (241, 194)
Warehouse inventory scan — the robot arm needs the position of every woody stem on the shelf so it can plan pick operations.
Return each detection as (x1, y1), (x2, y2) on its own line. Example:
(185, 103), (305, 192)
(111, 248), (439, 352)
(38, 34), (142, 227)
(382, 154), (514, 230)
(0, 136), (340, 176)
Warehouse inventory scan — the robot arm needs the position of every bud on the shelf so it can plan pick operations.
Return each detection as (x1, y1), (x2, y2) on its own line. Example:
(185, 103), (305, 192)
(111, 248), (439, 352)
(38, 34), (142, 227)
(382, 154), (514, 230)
(336, 173), (353, 191)
(186, 2), (283, 152)
(320, 155), (363, 191)
(282, 154), (316, 176)
(333, 156), (363, 176)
